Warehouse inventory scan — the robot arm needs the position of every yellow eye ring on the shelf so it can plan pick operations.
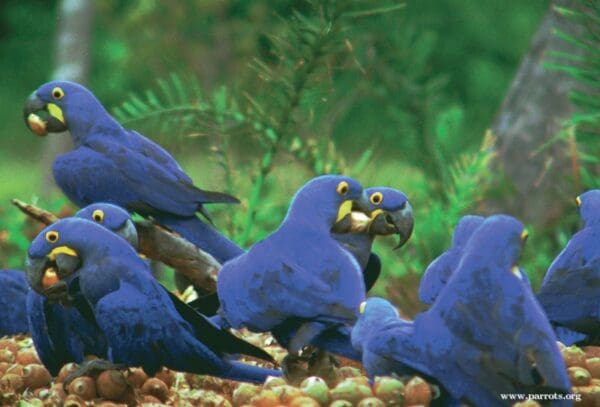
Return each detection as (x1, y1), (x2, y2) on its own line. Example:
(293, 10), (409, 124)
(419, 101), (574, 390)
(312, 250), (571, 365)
(520, 229), (529, 241)
(51, 87), (64, 100)
(45, 231), (59, 243)
(370, 192), (383, 205)
(92, 209), (105, 223)
(576, 196), (582, 207)
(359, 301), (367, 314)
(336, 181), (349, 195)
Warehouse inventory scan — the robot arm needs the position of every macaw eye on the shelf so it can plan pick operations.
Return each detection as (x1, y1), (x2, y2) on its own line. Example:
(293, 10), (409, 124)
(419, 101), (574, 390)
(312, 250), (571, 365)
(576, 196), (582, 207)
(92, 209), (105, 223)
(51, 87), (64, 100)
(336, 181), (349, 195)
(45, 231), (59, 243)
(370, 192), (383, 205)
(520, 229), (529, 242)
(359, 301), (366, 314)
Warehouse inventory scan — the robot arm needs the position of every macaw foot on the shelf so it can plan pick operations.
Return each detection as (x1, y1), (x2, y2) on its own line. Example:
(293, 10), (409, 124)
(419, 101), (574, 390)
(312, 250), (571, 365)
(307, 348), (339, 385)
(282, 353), (309, 386)
(63, 358), (127, 389)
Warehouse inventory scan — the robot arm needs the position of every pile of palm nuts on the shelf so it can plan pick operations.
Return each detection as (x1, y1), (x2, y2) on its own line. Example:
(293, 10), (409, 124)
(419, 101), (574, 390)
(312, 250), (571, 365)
(1, 335), (599, 406)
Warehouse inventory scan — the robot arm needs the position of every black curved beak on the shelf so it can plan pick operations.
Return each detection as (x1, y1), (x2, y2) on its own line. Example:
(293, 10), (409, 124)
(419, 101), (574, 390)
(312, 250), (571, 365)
(116, 219), (139, 249)
(25, 247), (81, 302)
(23, 92), (67, 136)
(369, 201), (414, 249)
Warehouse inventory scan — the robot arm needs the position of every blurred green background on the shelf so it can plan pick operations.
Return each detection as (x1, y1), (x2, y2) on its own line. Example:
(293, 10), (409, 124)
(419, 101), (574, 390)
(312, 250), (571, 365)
(2, 0), (596, 313)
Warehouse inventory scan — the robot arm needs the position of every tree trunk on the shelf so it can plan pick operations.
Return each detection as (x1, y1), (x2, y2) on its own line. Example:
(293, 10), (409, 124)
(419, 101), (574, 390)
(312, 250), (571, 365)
(41, 0), (94, 195)
(484, 0), (584, 227)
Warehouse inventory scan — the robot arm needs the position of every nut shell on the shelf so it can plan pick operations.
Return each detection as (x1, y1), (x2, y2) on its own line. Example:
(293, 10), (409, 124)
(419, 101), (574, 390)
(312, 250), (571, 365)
(0, 338), (18, 355)
(587, 358), (600, 379)
(233, 383), (261, 406)
(67, 376), (97, 400)
(42, 268), (59, 289)
(16, 349), (41, 365)
(288, 395), (320, 407)
(154, 367), (176, 388)
(568, 366), (592, 386)
(96, 369), (129, 400)
(57, 363), (80, 383)
(125, 367), (148, 388)
(404, 376), (432, 406)
(0, 373), (24, 393)
(0, 348), (15, 363)
(22, 364), (52, 389)
(357, 397), (386, 407)
(562, 346), (587, 368)
(373, 376), (404, 405)
(141, 377), (170, 402)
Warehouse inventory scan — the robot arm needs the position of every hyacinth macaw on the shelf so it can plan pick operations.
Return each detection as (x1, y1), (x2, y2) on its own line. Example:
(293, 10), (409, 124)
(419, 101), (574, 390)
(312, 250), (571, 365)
(538, 190), (600, 346)
(23, 81), (243, 264)
(352, 215), (571, 406)
(27, 217), (278, 382)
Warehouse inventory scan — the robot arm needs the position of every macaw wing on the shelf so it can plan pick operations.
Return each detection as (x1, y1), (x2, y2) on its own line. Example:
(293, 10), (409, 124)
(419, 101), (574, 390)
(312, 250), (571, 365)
(163, 288), (274, 363)
(263, 258), (358, 324)
(418, 252), (456, 305)
(367, 321), (432, 376)
(56, 139), (237, 216)
(26, 293), (69, 375)
(537, 259), (600, 330)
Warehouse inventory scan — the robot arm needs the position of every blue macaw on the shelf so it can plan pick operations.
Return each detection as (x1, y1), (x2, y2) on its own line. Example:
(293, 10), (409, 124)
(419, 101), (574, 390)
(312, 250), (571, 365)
(537, 190), (600, 346)
(333, 187), (413, 292)
(0, 269), (29, 335)
(217, 175), (371, 356)
(27, 203), (138, 375)
(352, 215), (571, 406)
(418, 215), (484, 305)
(26, 217), (279, 382)
(23, 81), (243, 264)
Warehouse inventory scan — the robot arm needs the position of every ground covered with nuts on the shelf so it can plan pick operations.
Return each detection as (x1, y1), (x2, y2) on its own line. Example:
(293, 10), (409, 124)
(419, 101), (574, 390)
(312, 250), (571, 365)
(1, 333), (599, 406)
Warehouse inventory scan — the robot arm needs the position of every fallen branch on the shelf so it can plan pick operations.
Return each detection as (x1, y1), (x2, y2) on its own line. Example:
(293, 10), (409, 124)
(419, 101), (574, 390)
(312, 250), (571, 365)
(11, 199), (221, 293)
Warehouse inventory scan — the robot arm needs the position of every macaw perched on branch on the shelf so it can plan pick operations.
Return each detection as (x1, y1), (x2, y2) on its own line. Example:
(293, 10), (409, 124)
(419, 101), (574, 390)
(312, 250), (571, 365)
(23, 81), (243, 264)
(538, 190), (600, 346)
(352, 215), (571, 407)
(26, 217), (279, 383)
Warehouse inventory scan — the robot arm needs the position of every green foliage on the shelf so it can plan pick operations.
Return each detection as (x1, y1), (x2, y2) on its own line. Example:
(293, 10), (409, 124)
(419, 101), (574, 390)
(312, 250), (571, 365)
(372, 132), (496, 283)
(545, 1), (600, 190)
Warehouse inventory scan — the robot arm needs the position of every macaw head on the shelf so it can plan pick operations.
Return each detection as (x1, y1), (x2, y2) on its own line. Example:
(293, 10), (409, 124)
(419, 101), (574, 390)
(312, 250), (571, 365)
(23, 81), (111, 138)
(285, 175), (373, 232)
(363, 187), (414, 249)
(351, 297), (401, 349)
(458, 214), (528, 281)
(576, 190), (600, 227)
(451, 215), (485, 249)
(75, 203), (138, 248)
(25, 218), (138, 302)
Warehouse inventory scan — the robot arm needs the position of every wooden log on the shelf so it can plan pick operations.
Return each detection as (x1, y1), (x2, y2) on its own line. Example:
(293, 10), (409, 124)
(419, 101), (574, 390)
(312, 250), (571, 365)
(11, 199), (220, 293)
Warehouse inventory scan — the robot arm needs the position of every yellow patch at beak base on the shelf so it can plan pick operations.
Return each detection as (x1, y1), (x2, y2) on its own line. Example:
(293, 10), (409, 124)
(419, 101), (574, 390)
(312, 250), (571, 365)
(336, 200), (353, 223)
(359, 301), (366, 314)
(47, 103), (65, 124)
(511, 266), (523, 279)
(520, 229), (529, 241)
(576, 196), (582, 207)
(48, 246), (78, 261)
